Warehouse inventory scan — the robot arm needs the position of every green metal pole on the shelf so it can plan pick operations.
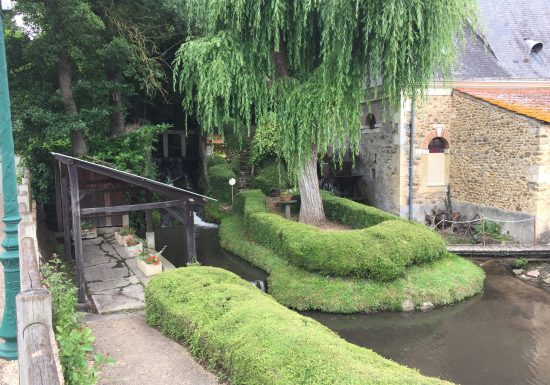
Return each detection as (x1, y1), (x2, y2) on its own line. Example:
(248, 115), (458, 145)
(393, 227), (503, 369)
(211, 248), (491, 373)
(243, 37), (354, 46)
(0, 7), (21, 360)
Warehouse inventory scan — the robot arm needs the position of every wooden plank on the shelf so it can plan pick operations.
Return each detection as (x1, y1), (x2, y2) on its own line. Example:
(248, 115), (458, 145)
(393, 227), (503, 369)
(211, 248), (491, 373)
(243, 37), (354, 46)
(163, 133), (169, 158)
(81, 199), (187, 216)
(16, 289), (60, 385)
(185, 203), (196, 264)
(68, 163), (86, 303)
(19, 237), (41, 291)
(53, 160), (63, 232)
(60, 167), (72, 261)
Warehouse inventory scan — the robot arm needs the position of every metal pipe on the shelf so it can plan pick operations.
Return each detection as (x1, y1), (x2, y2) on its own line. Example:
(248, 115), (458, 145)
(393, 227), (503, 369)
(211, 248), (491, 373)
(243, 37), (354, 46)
(0, 5), (22, 360)
(408, 95), (416, 221)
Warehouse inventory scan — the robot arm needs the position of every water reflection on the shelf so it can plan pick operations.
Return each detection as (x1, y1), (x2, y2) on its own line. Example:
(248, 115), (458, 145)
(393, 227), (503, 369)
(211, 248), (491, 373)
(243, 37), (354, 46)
(156, 225), (550, 385)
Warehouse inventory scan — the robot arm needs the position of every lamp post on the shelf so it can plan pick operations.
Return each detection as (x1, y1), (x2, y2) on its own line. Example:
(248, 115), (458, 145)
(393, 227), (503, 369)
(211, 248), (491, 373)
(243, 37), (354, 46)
(0, 1), (21, 360)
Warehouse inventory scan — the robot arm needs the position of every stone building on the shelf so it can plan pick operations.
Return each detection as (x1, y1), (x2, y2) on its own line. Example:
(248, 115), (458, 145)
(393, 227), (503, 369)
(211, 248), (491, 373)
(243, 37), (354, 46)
(354, 0), (550, 243)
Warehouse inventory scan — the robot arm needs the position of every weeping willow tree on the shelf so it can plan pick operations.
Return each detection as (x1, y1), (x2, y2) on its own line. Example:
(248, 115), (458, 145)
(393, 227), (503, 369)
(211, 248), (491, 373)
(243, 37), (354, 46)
(172, 0), (476, 225)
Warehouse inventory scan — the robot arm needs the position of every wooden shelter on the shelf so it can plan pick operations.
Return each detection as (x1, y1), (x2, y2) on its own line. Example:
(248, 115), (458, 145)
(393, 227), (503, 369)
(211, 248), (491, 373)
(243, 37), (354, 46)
(51, 152), (214, 302)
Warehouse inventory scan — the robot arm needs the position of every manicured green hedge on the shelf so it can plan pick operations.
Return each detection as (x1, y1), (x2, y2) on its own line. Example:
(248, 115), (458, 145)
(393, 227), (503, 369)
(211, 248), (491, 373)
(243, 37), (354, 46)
(220, 215), (485, 313)
(207, 163), (236, 203)
(207, 154), (227, 168)
(321, 191), (397, 228)
(146, 266), (454, 385)
(235, 190), (447, 281)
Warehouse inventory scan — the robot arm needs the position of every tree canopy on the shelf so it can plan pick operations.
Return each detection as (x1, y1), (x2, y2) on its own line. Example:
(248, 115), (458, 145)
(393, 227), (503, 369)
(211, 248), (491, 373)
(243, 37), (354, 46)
(171, 0), (476, 223)
(172, 0), (476, 172)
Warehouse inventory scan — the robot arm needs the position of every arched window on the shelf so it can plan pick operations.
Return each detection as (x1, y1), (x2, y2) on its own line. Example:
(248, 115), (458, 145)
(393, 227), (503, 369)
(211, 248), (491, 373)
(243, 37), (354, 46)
(428, 137), (447, 153)
(365, 113), (376, 129)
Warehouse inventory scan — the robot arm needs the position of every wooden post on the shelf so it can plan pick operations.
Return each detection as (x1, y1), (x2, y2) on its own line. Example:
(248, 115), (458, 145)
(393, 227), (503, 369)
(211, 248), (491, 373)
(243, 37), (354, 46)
(53, 161), (63, 232)
(67, 163), (86, 303)
(185, 202), (196, 264)
(533, 216), (537, 246)
(145, 191), (155, 249)
(482, 218), (486, 246)
(59, 168), (72, 261)
(163, 133), (169, 158)
(122, 214), (130, 227)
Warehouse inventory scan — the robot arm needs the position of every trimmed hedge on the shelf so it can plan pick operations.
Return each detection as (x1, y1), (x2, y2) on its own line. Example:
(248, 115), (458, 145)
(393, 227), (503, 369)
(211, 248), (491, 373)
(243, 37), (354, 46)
(322, 191), (396, 228)
(146, 266), (454, 385)
(207, 162), (236, 203)
(235, 190), (447, 281)
(220, 215), (485, 313)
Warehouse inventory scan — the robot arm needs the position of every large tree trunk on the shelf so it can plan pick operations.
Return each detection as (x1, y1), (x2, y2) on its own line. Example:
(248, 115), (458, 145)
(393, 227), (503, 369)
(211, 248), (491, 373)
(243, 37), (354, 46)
(298, 146), (325, 225)
(58, 52), (88, 156)
(107, 69), (125, 137)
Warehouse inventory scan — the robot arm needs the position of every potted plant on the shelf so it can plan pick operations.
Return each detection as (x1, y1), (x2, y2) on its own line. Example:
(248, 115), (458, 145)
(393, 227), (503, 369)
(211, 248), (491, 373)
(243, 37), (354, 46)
(280, 189), (294, 202)
(125, 236), (143, 258)
(136, 246), (166, 277)
(81, 220), (97, 239)
(115, 226), (135, 245)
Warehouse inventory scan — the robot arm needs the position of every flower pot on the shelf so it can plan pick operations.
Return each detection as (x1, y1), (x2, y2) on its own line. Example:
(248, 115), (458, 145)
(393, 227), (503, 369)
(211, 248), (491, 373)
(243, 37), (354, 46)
(115, 232), (133, 246)
(280, 194), (293, 202)
(137, 259), (162, 277)
(125, 242), (143, 258)
(81, 227), (97, 239)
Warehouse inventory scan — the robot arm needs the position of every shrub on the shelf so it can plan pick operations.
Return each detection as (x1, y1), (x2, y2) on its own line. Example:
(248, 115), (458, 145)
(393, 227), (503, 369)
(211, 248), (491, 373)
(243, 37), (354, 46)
(146, 267), (454, 385)
(207, 154), (227, 168)
(235, 190), (447, 281)
(220, 215), (485, 313)
(42, 258), (112, 385)
(512, 257), (528, 269)
(207, 163), (236, 203)
(321, 191), (396, 228)
(249, 162), (289, 195)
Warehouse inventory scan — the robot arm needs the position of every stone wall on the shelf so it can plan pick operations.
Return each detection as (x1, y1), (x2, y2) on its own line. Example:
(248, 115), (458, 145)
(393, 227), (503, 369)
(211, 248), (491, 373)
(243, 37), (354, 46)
(450, 92), (544, 213)
(354, 99), (402, 213)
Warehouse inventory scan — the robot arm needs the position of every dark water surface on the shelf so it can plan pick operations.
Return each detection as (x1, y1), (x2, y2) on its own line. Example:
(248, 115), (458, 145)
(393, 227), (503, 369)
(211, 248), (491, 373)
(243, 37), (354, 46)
(157, 225), (550, 385)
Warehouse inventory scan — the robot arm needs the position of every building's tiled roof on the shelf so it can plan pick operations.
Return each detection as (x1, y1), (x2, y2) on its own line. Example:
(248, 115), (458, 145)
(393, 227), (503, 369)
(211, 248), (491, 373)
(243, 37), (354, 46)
(456, 88), (550, 122)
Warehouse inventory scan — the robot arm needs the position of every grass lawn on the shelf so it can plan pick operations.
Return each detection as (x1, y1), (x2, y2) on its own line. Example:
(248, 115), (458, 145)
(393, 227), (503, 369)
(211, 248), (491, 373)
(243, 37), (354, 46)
(220, 215), (485, 313)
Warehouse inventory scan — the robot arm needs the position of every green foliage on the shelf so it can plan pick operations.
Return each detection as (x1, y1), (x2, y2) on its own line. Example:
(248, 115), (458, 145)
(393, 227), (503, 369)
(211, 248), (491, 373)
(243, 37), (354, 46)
(235, 190), (447, 281)
(249, 162), (290, 194)
(207, 162), (236, 203)
(89, 124), (170, 179)
(474, 220), (503, 237)
(207, 154), (227, 168)
(250, 112), (278, 165)
(321, 191), (396, 228)
(202, 201), (231, 224)
(41, 258), (113, 385)
(172, 0), (476, 175)
(146, 266), (458, 385)
(512, 257), (528, 269)
(219, 215), (485, 313)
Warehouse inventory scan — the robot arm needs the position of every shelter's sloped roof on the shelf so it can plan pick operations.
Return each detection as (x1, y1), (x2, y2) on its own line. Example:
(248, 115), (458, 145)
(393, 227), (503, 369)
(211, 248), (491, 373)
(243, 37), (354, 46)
(460, 0), (550, 80)
(456, 88), (550, 122)
(51, 152), (214, 202)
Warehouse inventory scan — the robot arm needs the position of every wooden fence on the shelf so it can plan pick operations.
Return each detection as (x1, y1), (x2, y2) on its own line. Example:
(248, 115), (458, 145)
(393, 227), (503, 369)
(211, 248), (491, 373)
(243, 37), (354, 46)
(16, 170), (62, 385)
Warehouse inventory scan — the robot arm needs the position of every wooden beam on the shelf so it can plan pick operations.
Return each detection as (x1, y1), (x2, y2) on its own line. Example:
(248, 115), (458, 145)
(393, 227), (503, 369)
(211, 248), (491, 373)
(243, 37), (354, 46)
(164, 207), (186, 226)
(81, 199), (187, 216)
(68, 163), (86, 303)
(145, 191), (153, 232)
(184, 203), (196, 264)
(53, 160), (63, 232)
(163, 133), (169, 158)
(60, 167), (72, 261)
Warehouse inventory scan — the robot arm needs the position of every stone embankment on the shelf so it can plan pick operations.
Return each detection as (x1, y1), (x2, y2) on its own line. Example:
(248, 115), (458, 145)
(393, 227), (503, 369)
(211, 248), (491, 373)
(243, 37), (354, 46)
(513, 263), (550, 288)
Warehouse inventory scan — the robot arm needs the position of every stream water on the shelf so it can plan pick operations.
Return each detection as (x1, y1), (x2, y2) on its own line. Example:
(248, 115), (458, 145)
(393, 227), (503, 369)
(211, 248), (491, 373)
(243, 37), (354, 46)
(156, 224), (550, 385)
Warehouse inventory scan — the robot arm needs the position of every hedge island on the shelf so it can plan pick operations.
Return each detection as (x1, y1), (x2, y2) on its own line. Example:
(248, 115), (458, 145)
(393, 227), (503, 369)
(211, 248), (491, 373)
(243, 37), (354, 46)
(146, 267), (455, 385)
(220, 190), (485, 313)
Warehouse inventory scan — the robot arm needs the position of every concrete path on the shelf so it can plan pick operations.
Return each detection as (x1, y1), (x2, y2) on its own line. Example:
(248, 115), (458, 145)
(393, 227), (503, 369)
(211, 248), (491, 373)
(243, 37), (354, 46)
(85, 311), (221, 385)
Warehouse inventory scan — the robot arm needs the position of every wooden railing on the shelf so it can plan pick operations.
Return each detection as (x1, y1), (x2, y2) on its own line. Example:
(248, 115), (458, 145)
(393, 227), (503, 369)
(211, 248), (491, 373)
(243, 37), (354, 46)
(16, 170), (62, 385)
